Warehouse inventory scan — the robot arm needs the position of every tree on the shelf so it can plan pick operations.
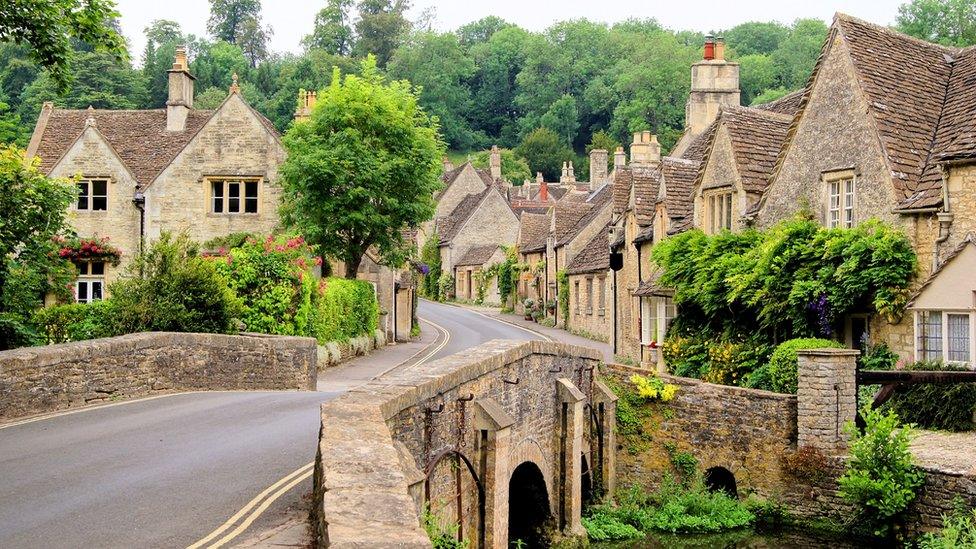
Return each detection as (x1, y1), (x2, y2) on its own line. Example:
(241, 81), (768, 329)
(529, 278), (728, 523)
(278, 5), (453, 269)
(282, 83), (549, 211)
(723, 21), (790, 56)
(737, 53), (776, 105)
(772, 19), (828, 91)
(0, 145), (76, 349)
(467, 25), (530, 146)
(208, 0), (261, 43)
(353, 0), (411, 68)
(194, 87), (228, 109)
(540, 94), (580, 145)
(586, 130), (620, 172)
(20, 50), (148, 115)
(0, 0), (127, 91)
(457, 16), (512, 47)
(303, 0), (355, 55)
(897, 0), (976, 46)
(280, 57), (445, 278)
(190, 40), (250, 94)
(516, 127), (573, 181)
(472, 147), (531, 182)
(142, 20), (185, 107)
(0, 101), (26, 146)
(237, 15), (273, 67)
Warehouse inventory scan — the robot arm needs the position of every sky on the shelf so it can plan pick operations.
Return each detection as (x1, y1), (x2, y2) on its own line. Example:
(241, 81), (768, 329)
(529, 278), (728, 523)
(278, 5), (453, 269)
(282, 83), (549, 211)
(115, 0), (905, 63)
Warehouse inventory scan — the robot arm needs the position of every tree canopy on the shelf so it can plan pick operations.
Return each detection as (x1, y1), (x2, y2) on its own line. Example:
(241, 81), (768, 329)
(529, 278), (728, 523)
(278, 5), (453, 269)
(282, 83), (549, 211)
(897, 0), (976, 46)
(279, 58), (445, 278)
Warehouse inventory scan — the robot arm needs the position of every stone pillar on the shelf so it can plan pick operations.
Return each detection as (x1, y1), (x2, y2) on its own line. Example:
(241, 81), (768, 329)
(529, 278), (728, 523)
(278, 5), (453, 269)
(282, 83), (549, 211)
(474, 399), (515, 549)
(591, 379), (618, 500)
(589, 149), (608, 191)
(797, 348), (860, 454)
(556, 378), (586, 537)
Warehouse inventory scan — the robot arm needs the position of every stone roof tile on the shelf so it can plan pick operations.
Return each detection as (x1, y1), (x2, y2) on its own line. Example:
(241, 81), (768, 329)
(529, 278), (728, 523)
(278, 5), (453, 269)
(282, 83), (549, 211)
(566, 224), (610, 275)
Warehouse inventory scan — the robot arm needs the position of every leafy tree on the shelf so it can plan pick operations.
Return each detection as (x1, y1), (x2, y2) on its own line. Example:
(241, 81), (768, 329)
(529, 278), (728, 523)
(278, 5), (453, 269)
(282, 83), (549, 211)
(897, 0), (976, 46)
(723, 21), (790, 56)
(771, 19), (828, 91)
(457, 16), (512, 47)
(141, 20), (185, 107)
(20, 50), (148, 115)
(586, 130), (621, 172)
(303, 0), (355, 55)
(0, 145), (76, 350)
(737, 53), (776, 105)
(750, 87), (790, 105)
(280, 57), (445, 278)
(388, 32), (481, 150)
(0, 101), (26, 146)
(194, 86), (228, 109)
(472, 147), (531, 182)
(207, 0), (261, 43)
(540, 94), (580, 145)
(353, 0), (412, 68)
(516, 127), (573, 181)
(237, 14), (273, 67)
(467, 25), (530, 146)
(0, 0), (127, 91)
(190, 40), (250, 94)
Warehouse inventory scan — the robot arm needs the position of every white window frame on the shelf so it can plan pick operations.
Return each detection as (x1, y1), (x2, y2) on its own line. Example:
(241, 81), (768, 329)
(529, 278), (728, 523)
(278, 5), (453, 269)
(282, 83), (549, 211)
(913, 309), (975, 368)
(210, 178), (260, 215)
(703, 189), (733, 234)
(574, 281), (580, 315)
(640, 296), (675, 345)
(824, 171), (856, 229)
(75, 260), (106, 303)
(76, 178), (109, 211)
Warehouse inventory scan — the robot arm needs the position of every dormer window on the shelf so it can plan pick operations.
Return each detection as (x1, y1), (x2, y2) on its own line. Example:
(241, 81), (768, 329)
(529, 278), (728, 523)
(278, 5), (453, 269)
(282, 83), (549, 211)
(825, 171), (856, 228)
(211, 179), (259, 214)
(77, 179), (108, 211)
(704, 189), (733, 234)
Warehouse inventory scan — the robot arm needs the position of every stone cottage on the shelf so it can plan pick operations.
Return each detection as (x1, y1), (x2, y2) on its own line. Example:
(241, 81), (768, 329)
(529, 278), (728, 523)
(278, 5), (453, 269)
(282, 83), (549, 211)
(515, 211), (551, 307)
(26, 47), (284, 300)
(453, 244), (507, 305)
(565, 223), (612, 341)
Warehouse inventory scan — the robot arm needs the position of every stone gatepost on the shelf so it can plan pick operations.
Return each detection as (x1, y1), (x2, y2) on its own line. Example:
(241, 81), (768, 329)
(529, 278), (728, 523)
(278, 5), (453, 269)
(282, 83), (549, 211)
(592, 379), (618, 500)
(796, 348), (860, 454)
(556, 378), (586, 537)
(474, 398), (515, 549)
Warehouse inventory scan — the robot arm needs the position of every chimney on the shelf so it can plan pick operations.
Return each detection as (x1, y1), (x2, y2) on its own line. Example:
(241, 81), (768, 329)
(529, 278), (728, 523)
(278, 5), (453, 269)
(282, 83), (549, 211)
(560, 162), (568, 182)
(489, 145), (502, 181)
(540, 180), (549, 202)
(567, 161), (576, 183)
(443, 156), (455, 173)
(715, 36), (726, 61)
(684, 35), (740, 141)
(703, 35), (715, 61)
(295, 89), (318, 122)
(536, 171), (544, 184)
(589, 149), (608, 190)
(629, 132), (661, 166)
(613, 146), (626, 171)
(166, 46), (194, 132)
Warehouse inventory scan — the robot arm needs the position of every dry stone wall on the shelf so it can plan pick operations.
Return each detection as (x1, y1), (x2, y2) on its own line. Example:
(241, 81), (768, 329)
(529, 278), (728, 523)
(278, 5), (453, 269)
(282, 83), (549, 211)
(0, 332), (316, 421)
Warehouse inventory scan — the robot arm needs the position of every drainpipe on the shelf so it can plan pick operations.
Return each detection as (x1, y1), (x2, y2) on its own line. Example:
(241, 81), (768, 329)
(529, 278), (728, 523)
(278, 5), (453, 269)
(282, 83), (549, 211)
(637, 244), (643, 364)
(393, 281), (399, 343)
(612, 269), (618, 355)
(132, 191), (146, 277)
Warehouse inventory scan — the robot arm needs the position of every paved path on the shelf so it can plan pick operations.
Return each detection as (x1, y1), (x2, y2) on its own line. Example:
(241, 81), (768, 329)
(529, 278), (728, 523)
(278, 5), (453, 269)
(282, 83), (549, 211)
(0, 300), (556, 549)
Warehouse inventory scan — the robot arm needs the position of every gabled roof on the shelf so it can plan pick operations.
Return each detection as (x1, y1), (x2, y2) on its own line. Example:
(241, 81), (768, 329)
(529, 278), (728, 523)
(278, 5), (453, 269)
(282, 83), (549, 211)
(633, 268), (672, 297)
(553, 201), (592, 242)
(752, 89), (805, 115)
(632, 166), (659, 226)
(559, 190), (590, 203)
(31, 108), (215, 185)
(717, 106), (794, 194)
(518, 211), (551, 253)
(931, 48), (976, 164)
(612, 167), (633, 215)
(566, 223), (610, 275)
(455, 244), (502, 267)
(908, 233), (976, 306)
(556, 184), (613, 247)
(678, 119), (719, 163)
(438, 161), (495, 200)
(658, 157), (700, 222)
(439, 187), (493, 244)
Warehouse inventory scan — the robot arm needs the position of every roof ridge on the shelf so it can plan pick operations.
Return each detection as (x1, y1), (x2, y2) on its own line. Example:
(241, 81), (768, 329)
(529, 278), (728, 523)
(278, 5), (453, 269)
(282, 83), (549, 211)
(723, 104), (794, 122)
(834, 12), (960, 54)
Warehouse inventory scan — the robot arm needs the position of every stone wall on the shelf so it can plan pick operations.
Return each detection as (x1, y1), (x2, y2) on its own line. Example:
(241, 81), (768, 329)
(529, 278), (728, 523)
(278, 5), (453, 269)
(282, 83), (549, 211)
(0, 332), (316, 421)
(567, 272), (611, 342)
(315, 340), (612, 549)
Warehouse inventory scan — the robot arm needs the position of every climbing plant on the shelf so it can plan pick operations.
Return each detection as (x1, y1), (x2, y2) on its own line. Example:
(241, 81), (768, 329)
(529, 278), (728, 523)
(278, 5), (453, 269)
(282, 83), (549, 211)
(557, 269), (569, 326)
(419, 232), (441, 300)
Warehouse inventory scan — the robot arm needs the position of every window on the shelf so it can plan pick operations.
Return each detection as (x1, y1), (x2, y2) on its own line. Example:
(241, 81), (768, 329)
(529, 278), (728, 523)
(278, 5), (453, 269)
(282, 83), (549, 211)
(827, 177), (855, 228)
(705, 191), (733, 234)
(585, 277), (593, 314)
(77, 179), (108, 211)
(598, 276), (606, 316)
(640, 296), (675, 345)
(75, 261), (105, 303)
(916, 310), (973, 365)
(574, 281), (580, 315)
(211, 179), (259, 214)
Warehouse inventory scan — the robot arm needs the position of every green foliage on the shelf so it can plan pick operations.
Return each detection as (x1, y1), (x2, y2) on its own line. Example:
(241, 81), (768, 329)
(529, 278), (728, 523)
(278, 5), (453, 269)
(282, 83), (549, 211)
(419, 233), (442, 300)
(352, 0), (411, 68)
(859, 341), (900, 371)
(0, 0), (127, 91)
(582, 508), (643, 541)
(33, 300), (117, 343)
(109, 233), (241, 335)
(557, 270), (569, 326)
(438, 271), (454, 302)
(751, 86), (791, 105)
(662, 333), (773, 388)
(897, 0), (976, 46)
(838, 407), (924, 533)
(652, 218), (917, 344)
(766, 337), (843, 394)
(0, 145), (76, 350)
(206, 0), (271, 65)
(918, 505), (976, 548)
(471, 148), (531, 182)
(495, 246), (519, 308)
(663, 442), (699, 486)
(421, 505), (469, 549)
(20, 50), (148, 114)
(280, 57), (445, 278)
(884, 361), (976, 432)
(516, 127), (573, 181)
(315, 276), (378, 343)
(303, 0), (354, 55)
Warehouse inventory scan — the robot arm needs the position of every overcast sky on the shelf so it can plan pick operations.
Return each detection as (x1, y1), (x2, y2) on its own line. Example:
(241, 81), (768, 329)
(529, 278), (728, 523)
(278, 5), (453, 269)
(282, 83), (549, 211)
(115, 0), (904, 62)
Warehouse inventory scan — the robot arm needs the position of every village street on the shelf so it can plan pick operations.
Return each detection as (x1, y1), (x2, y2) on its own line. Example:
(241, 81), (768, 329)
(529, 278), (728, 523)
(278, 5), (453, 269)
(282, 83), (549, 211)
(0, 300), (587, 549)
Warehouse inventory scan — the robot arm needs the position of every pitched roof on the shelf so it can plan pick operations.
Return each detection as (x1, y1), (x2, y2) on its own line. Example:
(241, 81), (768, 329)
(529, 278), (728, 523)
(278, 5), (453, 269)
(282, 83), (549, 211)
(566, 224), (610, 275)
(720, 106), (794, 194)
(556, 184), (613, 247)
(679, 119), (719, 163)
(438, 162), (495, 200)
(559, 190), (590, 203)
(658, 157), (700, 222)
(518, 211), (551, 253)
(612, 167), (633, 215)
(633, 268), (673, 297)
(438, 187), (492, 244)
(908, 233), (976, 305)
(553, 201), (592, 242)
(455, 244), (502, 267)
(931, 48), (976, 164)
(32, 108), (215, 185)
(632, 165), (659, 226)
(753, 89), (805, 115)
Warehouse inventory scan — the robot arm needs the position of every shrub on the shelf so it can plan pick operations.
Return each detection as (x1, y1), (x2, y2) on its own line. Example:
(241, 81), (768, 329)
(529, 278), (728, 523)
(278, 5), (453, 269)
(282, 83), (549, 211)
(421, 505), (468, 549)
(630, 374), (678, 402)
(33, 300), (117, 343)
(438, 271), (454, 301)
(838, 406), (924, 534)
(918, 505), (976, 549)
(884, 361), (976, 432)
(644, 476), (754, 534)
(557, 269), (569, 326)
(314, 277), (378, 343)
(767, 337), (843, 394)
(859, 341), (899, 371)
(110, 232), (241, 334)
(662, 335), (709, 378)
(419, 233), (441, 299)
(582, 507), (644, 541)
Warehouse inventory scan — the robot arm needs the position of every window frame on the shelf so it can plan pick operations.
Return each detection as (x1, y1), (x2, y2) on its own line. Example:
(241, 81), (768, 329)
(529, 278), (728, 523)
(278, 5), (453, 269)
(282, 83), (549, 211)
(76, 178), (109, 212)
(208, 177), (261, 215)
(914, 309), (975, 367)
(597, 276), (606, 316)
(585, 276), (594, 315)
(74, 260), (106, 303)
(703, 188), (734, 234)
(824, 170), (856, 229)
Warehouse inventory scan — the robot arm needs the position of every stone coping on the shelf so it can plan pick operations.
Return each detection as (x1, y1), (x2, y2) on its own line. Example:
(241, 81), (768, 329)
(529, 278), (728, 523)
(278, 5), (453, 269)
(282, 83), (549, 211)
(603, 362), (798, 403)
(796, 347), (862, 357)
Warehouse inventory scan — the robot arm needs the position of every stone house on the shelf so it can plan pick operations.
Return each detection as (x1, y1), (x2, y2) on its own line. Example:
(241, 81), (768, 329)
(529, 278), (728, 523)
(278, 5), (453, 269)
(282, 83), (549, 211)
(26, 48), (284, 300)
(752, 14), (976, 365)
(565, 224), (612, 341)
(453, 245), (507, 305)
(515, 211), (550, 309)
(544, 200), (593, 320)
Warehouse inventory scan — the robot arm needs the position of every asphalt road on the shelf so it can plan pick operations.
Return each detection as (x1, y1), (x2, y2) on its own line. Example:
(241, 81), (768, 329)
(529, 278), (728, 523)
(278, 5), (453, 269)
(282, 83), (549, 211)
(0, 299), (539, 549)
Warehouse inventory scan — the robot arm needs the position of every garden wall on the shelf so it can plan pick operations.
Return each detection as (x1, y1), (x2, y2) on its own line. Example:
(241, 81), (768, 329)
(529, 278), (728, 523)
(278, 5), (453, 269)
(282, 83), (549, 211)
(0, 331), (316, 421)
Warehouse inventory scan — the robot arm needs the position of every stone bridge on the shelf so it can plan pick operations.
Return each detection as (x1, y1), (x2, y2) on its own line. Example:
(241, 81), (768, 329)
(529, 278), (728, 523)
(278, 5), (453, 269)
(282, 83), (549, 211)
(314, 339), (615, 548)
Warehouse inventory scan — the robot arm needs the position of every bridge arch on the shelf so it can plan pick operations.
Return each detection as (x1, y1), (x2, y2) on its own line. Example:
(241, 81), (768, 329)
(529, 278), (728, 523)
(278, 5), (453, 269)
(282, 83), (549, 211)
(508, 461), (553, 547)
(703, 466), (738, 498)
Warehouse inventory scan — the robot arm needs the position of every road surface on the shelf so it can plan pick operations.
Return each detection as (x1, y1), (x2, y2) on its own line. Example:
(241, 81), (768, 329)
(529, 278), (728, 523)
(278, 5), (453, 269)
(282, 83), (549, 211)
(0, 300), (540, 549)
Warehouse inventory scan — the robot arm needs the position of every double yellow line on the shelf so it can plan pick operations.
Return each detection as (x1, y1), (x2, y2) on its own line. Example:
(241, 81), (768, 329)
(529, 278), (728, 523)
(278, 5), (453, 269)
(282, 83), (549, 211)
(185, 318), (450, 549)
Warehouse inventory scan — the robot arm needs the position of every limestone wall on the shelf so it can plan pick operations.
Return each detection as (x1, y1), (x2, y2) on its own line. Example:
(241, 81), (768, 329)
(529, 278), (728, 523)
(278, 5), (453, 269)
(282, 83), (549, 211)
(0, 332), (316, 421)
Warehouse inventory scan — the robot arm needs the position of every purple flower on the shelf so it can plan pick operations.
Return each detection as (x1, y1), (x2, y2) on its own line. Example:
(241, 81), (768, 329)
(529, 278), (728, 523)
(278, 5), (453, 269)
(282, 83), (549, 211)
(807, 294), (832, 337)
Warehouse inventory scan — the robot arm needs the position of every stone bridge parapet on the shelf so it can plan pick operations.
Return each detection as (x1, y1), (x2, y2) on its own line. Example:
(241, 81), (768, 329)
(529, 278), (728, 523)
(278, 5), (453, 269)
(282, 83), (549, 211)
(315, 339), (614, 549)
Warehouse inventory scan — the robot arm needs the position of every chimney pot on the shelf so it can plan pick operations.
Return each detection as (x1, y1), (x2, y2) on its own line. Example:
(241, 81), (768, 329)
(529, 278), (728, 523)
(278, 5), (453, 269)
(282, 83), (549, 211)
(540, 180), (549, 202)
(489, 145), (502, 181)
(166, 45), (194, 131)
(715, 37), (726, 61)
(704, 35), (716, 60)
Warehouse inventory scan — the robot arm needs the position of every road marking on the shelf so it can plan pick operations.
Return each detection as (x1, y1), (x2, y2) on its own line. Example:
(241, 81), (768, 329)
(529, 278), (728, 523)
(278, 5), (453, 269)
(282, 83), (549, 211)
(186, 316), (450, 549)
(432, 300), (554, 342)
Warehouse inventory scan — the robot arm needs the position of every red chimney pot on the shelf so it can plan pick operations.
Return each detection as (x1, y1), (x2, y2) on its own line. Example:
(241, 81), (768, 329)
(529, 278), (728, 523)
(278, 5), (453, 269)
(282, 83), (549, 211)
(703, 37), (715, 60)
(540, 181), (549, 202)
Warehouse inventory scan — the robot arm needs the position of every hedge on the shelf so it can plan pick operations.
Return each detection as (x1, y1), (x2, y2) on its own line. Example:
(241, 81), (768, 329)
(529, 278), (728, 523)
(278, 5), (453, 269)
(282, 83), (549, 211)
(314, 277), (378, 343)
(765, 337), (843, 394)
